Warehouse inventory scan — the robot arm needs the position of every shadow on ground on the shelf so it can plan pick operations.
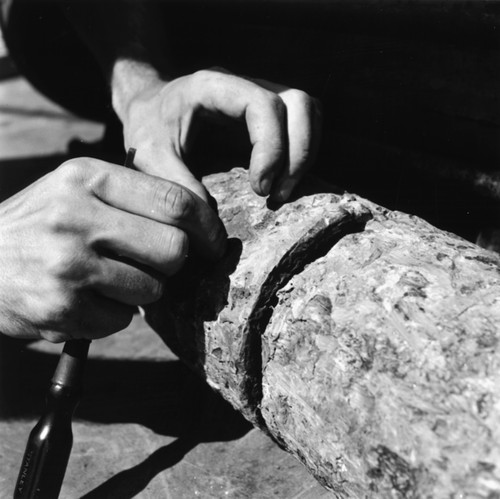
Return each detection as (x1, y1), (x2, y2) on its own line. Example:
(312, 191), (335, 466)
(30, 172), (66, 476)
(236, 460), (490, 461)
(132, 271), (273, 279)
(4, 340), (252, 498)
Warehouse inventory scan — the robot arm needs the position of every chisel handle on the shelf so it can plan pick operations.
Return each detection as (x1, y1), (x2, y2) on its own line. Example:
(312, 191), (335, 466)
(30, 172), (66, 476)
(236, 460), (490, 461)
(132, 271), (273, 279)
(14, 339), (90, 499)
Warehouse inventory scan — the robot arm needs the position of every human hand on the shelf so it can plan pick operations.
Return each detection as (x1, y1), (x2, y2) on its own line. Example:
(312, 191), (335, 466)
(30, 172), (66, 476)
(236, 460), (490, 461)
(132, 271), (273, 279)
(0, 158), (226, 342)
(112, 64), (322, 203)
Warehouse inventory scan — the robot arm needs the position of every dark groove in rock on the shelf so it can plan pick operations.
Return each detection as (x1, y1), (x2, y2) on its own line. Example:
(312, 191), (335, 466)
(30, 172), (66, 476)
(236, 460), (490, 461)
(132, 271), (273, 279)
(241, 209), (373, 429)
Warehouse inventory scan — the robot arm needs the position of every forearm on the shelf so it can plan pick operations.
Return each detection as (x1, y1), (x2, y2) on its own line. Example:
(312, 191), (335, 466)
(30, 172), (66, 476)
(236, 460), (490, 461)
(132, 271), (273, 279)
(110, 59), (165, 124)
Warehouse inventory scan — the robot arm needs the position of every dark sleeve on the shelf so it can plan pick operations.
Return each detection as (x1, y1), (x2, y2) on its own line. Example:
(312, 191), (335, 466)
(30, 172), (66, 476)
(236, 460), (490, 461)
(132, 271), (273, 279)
(62, 1), (171, 80)
(0, 0), (109, 121)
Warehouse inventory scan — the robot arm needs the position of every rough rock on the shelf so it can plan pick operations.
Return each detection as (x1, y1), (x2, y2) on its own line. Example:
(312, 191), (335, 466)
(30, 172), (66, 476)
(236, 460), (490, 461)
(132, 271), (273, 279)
(262, 211), (500, 497)
(147, 168), (500, 497)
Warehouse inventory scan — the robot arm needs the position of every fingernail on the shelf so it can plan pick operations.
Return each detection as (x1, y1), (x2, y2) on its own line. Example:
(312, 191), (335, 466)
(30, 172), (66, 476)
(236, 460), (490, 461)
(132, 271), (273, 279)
(259, 173), (275, 196)
(276, 178), (296, 202)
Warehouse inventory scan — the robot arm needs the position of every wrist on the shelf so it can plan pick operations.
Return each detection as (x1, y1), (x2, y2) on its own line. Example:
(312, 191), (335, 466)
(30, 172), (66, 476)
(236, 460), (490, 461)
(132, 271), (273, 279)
(111, 59), (168, 123)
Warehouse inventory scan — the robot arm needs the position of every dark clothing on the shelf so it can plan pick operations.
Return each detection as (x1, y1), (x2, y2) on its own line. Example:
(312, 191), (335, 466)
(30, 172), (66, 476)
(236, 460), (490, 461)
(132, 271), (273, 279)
(2, 1), (500, 240)
(2, 1), (499, 139)
(1, 0), (109, 121)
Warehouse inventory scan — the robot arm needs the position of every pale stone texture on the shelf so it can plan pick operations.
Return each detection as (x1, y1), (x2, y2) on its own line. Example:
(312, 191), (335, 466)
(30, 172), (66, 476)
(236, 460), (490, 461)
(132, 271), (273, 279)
(262, 212), (500, 497)
(149, 168), (500, 497)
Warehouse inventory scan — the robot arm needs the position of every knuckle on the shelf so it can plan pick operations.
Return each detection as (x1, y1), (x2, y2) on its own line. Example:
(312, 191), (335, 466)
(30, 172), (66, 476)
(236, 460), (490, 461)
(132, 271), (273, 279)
(44, 202), (97, 249)
(45, 243), (88, 281)
(56, 158), (92, 185)
(46, 250), (75, 280)
(38, 284), (77, 326)
(85, 167), (113, 197)
(57, 158), (114, 199)
(153, 182), (194, 221)
(45, 197), (82, 234)
(190, 69), (228, 98)
(264, 91), (285, 115)
(191, 69), (215, 86)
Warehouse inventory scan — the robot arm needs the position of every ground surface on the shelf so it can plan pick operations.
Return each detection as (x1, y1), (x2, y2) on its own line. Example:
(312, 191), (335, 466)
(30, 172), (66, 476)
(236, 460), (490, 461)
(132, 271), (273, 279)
(0, 35), (330, 498)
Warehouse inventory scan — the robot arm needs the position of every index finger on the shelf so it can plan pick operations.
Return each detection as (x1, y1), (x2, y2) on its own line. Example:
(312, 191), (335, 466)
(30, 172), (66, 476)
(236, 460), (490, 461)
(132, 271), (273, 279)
(82, 159), (227, 260)
(192, 70), (287, 196)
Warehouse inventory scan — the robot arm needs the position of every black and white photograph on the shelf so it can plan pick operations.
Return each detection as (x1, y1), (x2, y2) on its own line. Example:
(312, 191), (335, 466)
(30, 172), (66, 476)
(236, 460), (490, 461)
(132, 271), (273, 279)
(0, 1), (499, 497)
